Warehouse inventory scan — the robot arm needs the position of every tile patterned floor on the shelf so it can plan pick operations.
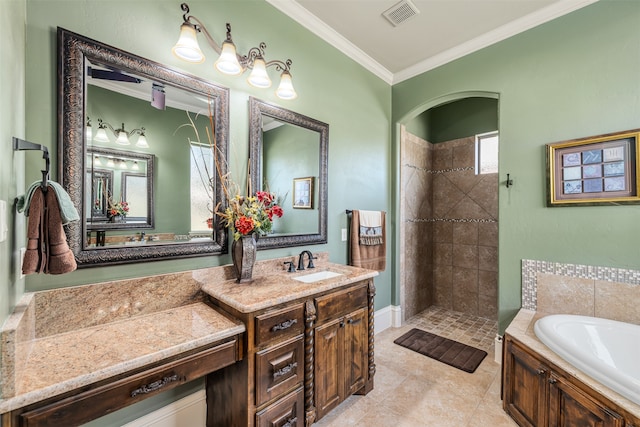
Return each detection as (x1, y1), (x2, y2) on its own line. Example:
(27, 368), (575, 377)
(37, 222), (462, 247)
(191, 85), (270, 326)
(313, 306), (518, 427)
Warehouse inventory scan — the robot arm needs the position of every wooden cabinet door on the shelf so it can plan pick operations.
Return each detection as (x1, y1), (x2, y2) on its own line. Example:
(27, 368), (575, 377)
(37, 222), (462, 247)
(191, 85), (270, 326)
(548, 374), (624, 427)
(503, 337), (548, 427)
(343, 308), (367, 397)
(314, 317), (344, 420)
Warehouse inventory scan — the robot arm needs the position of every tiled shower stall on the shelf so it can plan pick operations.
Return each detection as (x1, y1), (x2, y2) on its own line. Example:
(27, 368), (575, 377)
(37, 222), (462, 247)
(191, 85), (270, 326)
(400, 126), (498, 321)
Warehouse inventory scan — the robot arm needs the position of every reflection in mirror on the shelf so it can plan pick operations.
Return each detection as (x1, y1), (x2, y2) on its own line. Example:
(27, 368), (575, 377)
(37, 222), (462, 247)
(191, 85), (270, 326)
(249, 97), (328, 249)
(85, 147), (154, 230)
(58, 28), (229, 266)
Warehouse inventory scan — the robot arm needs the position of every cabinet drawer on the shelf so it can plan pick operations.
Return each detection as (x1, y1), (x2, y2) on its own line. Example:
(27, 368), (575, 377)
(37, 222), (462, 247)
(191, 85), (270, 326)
(255, 304), (305, 346)
(315, 283), (368, 324)
(19, 339), (239, 427)
(256, 335), (304, 407)
(256, 386), (304, 427)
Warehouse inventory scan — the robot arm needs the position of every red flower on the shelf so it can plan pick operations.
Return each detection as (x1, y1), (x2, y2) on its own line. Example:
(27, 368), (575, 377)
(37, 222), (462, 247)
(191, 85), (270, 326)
(256, 191), (273, 204)
(271, 205), (283, 218)
(235, 216), (255, 235)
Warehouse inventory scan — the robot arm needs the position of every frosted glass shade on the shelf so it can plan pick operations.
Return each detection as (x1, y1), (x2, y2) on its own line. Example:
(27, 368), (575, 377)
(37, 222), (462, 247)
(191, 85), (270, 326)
(115, 130), (130, 146)
(94, 127), (109, 143)
(172, 23), (205, 63)
(135, 134), (149, 148)
(276, 71), (297, 100)
(214, 41), (242, 75)
(247, 58), (272, 88)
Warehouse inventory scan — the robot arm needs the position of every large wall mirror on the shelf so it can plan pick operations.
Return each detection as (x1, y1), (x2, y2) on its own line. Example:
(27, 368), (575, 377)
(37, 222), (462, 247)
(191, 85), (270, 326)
(58, 28), (229, 266)
(249, 97), (328, 249)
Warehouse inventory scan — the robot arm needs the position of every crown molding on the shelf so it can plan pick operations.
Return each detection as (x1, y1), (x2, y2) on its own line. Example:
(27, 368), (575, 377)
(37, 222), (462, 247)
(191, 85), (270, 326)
(268, 0), (599, 86)
(266, 0), (394, 84)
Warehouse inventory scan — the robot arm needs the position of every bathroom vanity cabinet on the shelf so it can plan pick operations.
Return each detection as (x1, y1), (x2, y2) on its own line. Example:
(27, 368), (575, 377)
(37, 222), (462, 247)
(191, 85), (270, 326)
(503, 334), (637, 427)
(2, 337), (242, 427)
(204, 278), (376, 427)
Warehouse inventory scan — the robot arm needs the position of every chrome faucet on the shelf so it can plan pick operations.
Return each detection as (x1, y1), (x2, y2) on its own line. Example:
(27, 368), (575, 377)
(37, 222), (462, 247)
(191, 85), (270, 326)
(297, 250), (316, 271)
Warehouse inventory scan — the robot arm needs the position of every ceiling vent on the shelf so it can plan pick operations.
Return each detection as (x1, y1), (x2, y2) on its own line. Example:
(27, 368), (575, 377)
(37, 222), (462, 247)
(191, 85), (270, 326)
(382, 0), (420, 27)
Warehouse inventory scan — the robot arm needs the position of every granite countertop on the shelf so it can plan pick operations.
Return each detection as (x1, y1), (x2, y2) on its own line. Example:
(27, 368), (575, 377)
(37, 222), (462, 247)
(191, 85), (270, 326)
(0, 302), (245, 414)
(506, 309), (640, 419)
(196, 262), (379, 313)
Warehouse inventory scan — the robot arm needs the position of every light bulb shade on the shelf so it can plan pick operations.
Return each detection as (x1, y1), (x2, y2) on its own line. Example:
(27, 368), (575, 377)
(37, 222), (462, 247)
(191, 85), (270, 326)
(214, 40), (242, 75)
(94, 127), (110, 143)
(106, 158), (115, 167)
(93, 156), (102, 166)
(115, 130), (130, 146)
(172, 23), (205, 63)
(276, 71), (297, 100)
(132, 161), (140, 170)
(86, 124), (92, 141)
(247, 58), (272, 88)
(119, 160), (128, 169)
(135, 134), (149, 148)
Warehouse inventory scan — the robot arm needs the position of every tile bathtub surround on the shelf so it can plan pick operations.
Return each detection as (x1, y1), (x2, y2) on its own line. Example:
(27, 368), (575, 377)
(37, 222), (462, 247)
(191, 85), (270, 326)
(506, 310), (640, 420)
(521, 259), (640, 324)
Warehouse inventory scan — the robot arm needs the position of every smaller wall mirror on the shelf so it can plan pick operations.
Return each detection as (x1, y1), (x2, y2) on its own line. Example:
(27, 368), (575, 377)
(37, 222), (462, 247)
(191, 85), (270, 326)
(85, 147), (154, 230)
(249, 97), (328, 249)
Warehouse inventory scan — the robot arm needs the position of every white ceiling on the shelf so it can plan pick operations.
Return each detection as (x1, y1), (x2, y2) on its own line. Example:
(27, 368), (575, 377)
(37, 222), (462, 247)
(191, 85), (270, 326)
(267, 0), (599, 84)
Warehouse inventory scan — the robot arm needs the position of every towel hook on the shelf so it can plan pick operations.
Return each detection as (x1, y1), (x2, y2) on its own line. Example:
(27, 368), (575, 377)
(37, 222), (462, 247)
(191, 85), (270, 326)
(13, 137), (50, 192)
(505, 173), (514, 188)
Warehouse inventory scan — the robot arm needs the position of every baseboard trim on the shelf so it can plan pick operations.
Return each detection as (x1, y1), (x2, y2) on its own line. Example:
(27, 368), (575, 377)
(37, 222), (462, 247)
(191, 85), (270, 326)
(123, 389), (206, 427)
(374, 305), (402, 334)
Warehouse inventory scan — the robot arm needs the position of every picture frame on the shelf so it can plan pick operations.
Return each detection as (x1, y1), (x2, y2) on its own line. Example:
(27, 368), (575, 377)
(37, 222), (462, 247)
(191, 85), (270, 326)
(293, 177), (314, 209)
(546, 129), (640, 206)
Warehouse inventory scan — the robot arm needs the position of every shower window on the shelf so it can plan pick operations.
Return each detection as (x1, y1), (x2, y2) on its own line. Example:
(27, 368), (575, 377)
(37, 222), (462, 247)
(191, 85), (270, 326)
(476, 131), (499, 174)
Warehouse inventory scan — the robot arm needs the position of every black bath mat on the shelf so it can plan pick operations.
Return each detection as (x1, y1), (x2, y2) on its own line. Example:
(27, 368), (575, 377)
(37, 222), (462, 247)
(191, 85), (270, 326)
(393, 328), (487, 373)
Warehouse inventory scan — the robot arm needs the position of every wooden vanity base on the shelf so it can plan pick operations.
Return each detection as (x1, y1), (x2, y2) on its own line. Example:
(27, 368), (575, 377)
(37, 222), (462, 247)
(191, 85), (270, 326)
(207, 279), (376, 426)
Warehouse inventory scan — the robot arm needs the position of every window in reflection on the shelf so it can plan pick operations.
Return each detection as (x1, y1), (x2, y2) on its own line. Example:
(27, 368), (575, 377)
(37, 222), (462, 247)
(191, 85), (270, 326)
(190, 141), (215, 232)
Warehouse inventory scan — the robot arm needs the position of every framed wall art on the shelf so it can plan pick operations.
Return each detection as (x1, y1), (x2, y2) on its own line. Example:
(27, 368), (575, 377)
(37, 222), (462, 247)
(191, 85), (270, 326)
(293, 177), (314, 209)
(546, 129), (640, 206)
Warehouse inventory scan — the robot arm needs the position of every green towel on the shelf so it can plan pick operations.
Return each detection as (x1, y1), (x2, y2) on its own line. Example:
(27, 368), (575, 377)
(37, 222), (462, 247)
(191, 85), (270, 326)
(17, 181), (80, 225)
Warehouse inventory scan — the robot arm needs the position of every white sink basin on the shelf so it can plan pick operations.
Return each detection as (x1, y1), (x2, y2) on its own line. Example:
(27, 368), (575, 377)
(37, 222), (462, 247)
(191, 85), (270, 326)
(293, 270), (344, 283)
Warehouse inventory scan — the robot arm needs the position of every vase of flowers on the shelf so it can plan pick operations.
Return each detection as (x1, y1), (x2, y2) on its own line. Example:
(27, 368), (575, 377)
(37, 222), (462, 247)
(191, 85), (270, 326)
(107, 198), (129, 223)
(219, 191), (284, 282)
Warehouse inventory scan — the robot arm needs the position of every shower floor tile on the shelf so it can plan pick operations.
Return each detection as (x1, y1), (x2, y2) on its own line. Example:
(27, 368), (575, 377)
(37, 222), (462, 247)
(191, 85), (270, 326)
(313, 307), (517, 427)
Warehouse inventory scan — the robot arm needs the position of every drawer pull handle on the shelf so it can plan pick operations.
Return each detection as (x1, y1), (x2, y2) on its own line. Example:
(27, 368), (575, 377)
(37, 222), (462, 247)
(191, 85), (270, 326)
(548, 378), (558, 384)
(272, 319), (297, 332)
(347, 318), (361, 325)
(130, 374), (179, 397)
(273, 362), (298, 380)
(537, 369), (546, 375)
(283, 416), (297, 427)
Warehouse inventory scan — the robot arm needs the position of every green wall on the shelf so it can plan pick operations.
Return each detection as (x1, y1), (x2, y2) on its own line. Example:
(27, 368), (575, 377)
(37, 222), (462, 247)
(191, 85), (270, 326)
(263, 123), (320, 234)
(1, 0), (26, 326)
(22, 0), (392, 305)
(406, 97), (498, 143)
(393, 0), (640, 332)
(10, 0), (390, 422)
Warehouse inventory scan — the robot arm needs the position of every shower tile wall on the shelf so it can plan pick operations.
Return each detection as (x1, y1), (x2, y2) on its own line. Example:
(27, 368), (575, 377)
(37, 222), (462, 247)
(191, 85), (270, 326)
(400, 127), (433, 320)
(432, 137), (498, 319)
(401, 128), (498, 321)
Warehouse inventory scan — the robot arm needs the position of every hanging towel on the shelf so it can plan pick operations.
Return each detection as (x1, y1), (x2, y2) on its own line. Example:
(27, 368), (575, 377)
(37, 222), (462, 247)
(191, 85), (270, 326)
(17, 180), (79, 225)
(22, 186), (77, 275)
(349, 210), (386, 271)
(358, 209), (383, 246)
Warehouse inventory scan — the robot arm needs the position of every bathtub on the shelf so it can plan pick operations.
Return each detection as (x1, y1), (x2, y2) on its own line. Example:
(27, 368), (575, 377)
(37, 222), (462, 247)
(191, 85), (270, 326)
(534, 314), (640, 406)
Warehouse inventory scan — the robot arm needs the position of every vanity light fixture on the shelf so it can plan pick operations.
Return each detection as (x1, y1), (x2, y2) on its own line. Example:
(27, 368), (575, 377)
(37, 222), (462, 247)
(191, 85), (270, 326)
(93, 119), (149, 148)
(106, 157), (115, 168)
(93, 156), (102, 167)
(172, 3), (297, 100)
(132, 161), (140, 171)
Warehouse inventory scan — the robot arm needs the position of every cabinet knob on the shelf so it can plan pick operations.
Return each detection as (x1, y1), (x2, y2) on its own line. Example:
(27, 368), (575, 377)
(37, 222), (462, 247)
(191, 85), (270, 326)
(548, 378), (557, 384)
(339, 321), (345, 328)
(537, 368), (546, 375)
